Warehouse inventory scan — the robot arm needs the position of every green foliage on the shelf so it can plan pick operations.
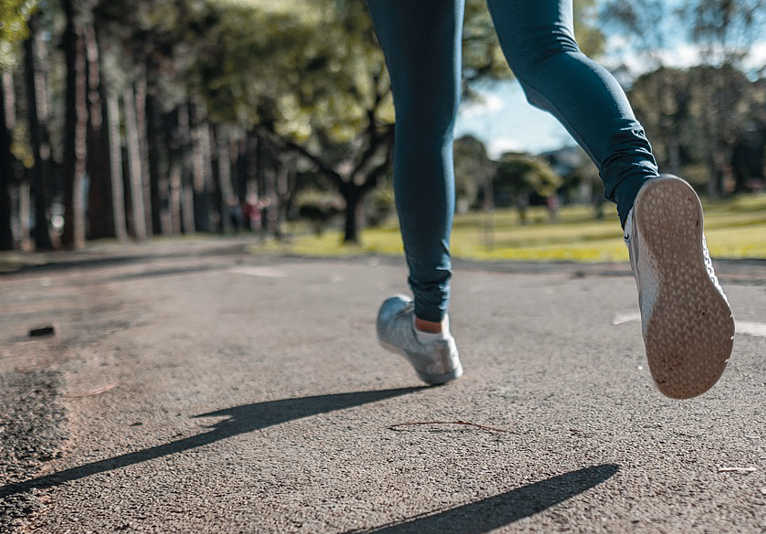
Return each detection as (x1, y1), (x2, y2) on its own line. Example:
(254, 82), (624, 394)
(600, 0), (672, 66)
(453, 134), (494, 210)
(364, 183), (394, 227)
(192, 0), (607, 143)
(573, 0), (606, 58)
(193, 0), (392, 147)
(462, 0), (511, 86)
(681, 0), (766, 64)
(0, 0), (36, 67)
(0, 0), (35, 42)
(493, 154), (563, 205)
(629, 64), (763, 182)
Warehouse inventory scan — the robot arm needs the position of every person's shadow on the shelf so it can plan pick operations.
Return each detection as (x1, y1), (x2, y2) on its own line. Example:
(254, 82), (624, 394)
(1, 386), (619, 532)
(341, 464), (619, 533)
(0, 387), (422, 497)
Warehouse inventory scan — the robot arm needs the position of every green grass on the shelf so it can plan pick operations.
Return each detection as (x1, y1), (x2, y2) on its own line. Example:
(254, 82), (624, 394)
(255, 194), (766, 263)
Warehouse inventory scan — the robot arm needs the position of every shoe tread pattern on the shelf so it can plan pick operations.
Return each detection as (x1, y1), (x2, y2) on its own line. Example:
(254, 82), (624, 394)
(635, 178), (734, 399)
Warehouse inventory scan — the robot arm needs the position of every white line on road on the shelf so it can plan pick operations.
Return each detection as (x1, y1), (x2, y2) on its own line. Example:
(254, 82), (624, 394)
(736, 321), (766, 337)
(611, 311), (641, 326)
(228, 266), (287, 278)
(611, 312), (766, 338)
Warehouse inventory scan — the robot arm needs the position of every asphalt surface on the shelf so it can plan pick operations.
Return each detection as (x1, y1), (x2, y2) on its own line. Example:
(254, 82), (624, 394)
(1, 237), (765, 533)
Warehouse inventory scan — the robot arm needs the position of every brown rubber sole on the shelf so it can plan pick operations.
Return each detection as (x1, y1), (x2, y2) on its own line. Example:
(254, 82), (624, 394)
(633, 177), (735, 399)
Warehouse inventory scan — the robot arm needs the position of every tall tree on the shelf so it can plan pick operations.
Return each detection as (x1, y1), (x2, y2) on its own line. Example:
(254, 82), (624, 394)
(604, 0), (766, 195)
(629, 63), (762, 194)
(104, 82), (128, 241)
(600, 0), (675, 69)
(493, 154), (563, 221)
(681, 0), (766, 195)
(601, 1), (687, 173)
(682, 0), (766, 66)
(123, 83), (148, 241)
(85, 24), (115, 240)
(453, 135), (495, 212)
(23, 12), (53, 250)
(0, 0), (37, 66)
(61, 0), (89, 248)
(686, 64), (755, 196)
(0, 0), (36, 249)
(0, 70), (14, 249)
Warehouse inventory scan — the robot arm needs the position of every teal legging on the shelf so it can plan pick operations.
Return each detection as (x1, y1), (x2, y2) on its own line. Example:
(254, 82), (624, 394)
(366, 0), (659, 322)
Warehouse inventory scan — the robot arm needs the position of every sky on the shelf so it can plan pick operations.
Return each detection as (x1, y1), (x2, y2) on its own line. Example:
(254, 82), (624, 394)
(454, 80), (573, 158)
(455, 38), (766, 158)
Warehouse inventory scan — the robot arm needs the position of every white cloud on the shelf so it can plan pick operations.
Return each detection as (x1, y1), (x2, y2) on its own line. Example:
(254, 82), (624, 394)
(460, 92), (506, 118)
(605, 36), (766, 76)
(745, 42), (766, 71)
(488, 137), (523, 158)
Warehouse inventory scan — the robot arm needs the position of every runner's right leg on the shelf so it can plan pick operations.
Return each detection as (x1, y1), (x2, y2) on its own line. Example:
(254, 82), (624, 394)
(487, 0), (733, 398)
(486, 0), (659, 227)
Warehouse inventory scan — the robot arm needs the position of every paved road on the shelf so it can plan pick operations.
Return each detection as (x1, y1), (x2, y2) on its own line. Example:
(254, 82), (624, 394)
(1, 238), (765, 533)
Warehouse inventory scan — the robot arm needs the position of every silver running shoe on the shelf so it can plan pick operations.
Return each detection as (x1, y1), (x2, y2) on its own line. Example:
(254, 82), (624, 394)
(624, 175), (735, 399)
(376, 295), (463, 385)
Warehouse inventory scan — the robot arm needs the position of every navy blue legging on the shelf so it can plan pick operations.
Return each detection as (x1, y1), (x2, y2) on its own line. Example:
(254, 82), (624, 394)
(366, 0), (660, 322)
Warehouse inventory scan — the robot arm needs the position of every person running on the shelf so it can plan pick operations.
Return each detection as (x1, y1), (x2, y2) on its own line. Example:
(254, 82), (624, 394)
(368, 0), (735, 399)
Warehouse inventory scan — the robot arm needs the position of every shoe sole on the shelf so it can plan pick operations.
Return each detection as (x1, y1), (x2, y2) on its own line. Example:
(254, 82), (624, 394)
(633, 177), (735, 399)
(378, 338), (464, 386)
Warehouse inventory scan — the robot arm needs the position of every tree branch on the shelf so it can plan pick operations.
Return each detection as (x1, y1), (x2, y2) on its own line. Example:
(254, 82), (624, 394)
(360, 143), (393, 194)
(256, 125), (344, 188)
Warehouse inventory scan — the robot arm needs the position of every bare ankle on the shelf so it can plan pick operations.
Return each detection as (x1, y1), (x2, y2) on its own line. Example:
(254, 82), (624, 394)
(415, 317), (442, 334)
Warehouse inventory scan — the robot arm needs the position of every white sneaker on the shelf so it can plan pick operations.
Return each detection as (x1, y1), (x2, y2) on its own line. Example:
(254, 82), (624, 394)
(376, 295), (463, 385)
(624, 175), (735, 399)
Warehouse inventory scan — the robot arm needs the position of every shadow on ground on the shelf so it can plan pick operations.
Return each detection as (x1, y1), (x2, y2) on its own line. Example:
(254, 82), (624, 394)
(343, 464), (620, 534)
(0, 387), (422, 498)
(0, 387), (620, 533)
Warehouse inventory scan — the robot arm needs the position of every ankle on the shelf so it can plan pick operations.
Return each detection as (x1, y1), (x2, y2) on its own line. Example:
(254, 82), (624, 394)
(413, 315), (450, 344)
(415, 317), (442, 334)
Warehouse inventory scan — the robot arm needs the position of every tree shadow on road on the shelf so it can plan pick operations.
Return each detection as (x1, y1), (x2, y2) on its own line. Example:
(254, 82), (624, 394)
(342, 464), (619, 534)
(0, 387), (422, 498)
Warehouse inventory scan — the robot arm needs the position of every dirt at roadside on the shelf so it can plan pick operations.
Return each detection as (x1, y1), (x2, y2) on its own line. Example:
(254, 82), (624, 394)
(0, 369), (69, 533)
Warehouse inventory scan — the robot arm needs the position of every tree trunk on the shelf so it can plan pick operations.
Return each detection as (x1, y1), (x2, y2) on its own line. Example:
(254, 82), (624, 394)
(178, 104), (195, 234)
(163, 108), (182, 235)
(5, 68), (30, 251)
(61, 0), (88, 249)
(483, 171), (495, 249)
(23, 13), (54, 250)
(232, 135), (245, 203)
(105, 86), (128, 242)
(134, 69), (153, 237)
(255, 132), (279, 235)
(275, 164), (298, 238)
(18, 178), (31, 251)
(189, 103), (213, 232)
(200, 114), (216, 231)
(0, 71), (15, 250)
(245, 130), (259, 203)
(146, 93), (170, 235)
(214, 125), (235, 234)
(123, 84), (147, 241)
(341, 185), (363, 244)
(85, 24), (114, 240)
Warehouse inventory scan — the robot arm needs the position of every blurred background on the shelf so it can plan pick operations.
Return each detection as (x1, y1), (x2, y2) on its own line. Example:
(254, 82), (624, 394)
(1, 0), (765, 263)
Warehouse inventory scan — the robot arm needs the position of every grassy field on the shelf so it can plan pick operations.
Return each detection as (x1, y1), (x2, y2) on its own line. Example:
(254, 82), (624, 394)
(257, 194), (766, 263)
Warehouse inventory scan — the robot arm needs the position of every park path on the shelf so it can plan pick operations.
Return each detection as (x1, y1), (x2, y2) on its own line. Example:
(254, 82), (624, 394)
(1, 238), (766, 533)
